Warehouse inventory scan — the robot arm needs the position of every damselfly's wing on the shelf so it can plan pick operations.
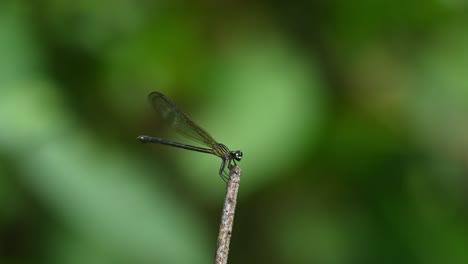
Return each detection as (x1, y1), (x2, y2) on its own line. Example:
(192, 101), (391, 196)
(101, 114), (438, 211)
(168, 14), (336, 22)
(148, 92), (218, 147)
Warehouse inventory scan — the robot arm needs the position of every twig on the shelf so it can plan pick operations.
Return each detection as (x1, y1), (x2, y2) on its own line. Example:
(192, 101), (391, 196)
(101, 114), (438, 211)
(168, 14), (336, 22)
(215, 166), (241, 264)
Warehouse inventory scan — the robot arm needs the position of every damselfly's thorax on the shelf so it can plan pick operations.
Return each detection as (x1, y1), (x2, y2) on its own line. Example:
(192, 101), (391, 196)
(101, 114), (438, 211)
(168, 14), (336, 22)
(212, 143), (242, 161)
(212, 143), (231, 158)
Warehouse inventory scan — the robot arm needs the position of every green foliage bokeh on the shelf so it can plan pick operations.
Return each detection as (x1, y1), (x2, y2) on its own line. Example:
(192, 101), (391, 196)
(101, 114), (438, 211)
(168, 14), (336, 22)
(1, 1), (468, 263)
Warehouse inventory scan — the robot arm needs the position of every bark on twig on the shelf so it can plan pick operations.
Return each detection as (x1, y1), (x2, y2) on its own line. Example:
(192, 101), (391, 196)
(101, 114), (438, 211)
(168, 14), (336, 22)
(215, 166), (241, 264)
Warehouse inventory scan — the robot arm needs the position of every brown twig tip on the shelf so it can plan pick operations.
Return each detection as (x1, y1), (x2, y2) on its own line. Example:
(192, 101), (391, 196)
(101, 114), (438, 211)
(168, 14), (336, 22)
(215, 166), (241, 264)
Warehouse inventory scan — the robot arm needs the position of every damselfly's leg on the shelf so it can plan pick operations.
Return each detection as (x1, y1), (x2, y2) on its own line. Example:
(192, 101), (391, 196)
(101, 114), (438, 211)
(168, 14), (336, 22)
(219, 159), (228, 183)
(221, 172), (229, 184)
(219, 159), (226, 176)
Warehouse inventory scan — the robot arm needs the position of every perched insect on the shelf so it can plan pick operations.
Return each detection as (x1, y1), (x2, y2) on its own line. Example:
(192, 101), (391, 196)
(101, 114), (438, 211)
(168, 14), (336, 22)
(137, 92), (243, 182)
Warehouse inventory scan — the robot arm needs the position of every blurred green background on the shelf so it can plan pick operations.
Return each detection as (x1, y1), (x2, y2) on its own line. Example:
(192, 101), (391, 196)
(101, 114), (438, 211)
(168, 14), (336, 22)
(1, 1), (468, 263)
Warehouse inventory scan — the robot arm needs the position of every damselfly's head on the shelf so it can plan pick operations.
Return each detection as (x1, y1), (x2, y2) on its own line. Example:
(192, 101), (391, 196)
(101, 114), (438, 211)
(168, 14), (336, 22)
(231, 150), (243, 161)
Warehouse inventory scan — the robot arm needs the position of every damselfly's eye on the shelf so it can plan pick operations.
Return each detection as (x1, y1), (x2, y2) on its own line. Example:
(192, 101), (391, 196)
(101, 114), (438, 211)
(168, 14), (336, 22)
(234, 151), (243, 161)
